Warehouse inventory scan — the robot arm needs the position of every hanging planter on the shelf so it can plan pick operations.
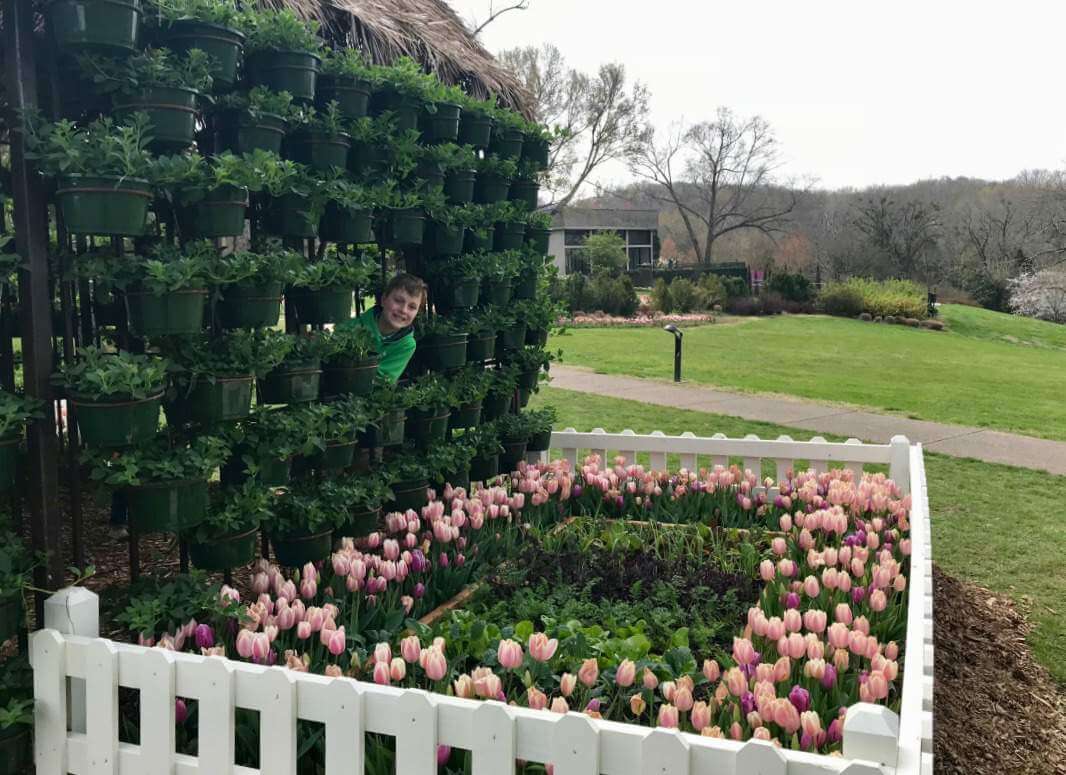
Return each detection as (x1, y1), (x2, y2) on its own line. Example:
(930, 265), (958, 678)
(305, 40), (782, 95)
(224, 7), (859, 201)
(527, 429), (552, 453)
(481, 392), (511, 421)
(316, 75), (371, 119)
(114, 86), (200, 150)
(178, 185), (249, 239)
(390, 478), (429, 513)
(169, 375), (254, 425)
(0, 592), (23, 642)
(0, 436), (20, 491)
(413, 160), (445, 192)
(422, 102), (462, 143)
(56, 175), (151, 236)
(496, 321), (528, 352)
(480, 276), (512, 307)
(427, 221), (466, 257)
(217, 282), (283, 329)
(432, 277), (480, 311)
(518, 369), (541, 391)
(188, 526), (259, 571)
(469, 453), (499, 482)
(321, 356), (379, 398)
(335, 506), (380, 542)
(220, 452), (291, 487)
(214, 109), (286, 155)
(384, 207), (425, 246)
(463, 226), (495, 254)
(448, 400), (482, 430)
(378, 91), (422, 132)
(288, 286), (352, 324)
(418, 333), (468, 372)
(444, 168), (477, 204)
(359, 409), (405, 448)
(127, 478), (208, 534)
(126, 287), (207, 336)
(490, 127), (525, 160)
(267, 193), (318, 238)
(245, 50), (321, 103)
(525, 326), (549, 348)
(526, 225), (551, 254)
(272, 528), (333, 567)
(72, 391), (162, 447)
(310, 438), (358, 470)
(163, 20), (244, 89)
(0, 724), (32, 775)
(404, 407), (450, 446)
(517, 387), (532, 408)
(320, 203), (373, 244)
(466, 331), (496, 362)
(458, 110), (494, 149)
(285, 130), (351, 172)
(513, 269), (538, 300)
(474, 171), (511, 204)
(47, 0), (142, 54)
(522, 136), (551, 168)
(259, 359), (322, 404)
(508, 179), (540, 210)
(499, 438), (529, 472)
(493, 220), (527, 251)
(348, 141), (390, 178)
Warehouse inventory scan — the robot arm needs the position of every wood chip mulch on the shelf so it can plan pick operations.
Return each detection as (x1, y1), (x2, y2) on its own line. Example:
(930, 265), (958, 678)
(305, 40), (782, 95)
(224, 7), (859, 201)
(933, 565), (1066, 775)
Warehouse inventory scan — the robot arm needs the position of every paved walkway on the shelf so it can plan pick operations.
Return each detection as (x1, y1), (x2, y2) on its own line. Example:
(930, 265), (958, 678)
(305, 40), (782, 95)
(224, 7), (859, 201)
(549, 365), (1066, 476)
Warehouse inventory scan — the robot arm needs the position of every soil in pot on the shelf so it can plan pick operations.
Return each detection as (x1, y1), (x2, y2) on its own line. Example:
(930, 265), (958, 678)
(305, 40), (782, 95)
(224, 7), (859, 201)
(188, 526), (259, 571)
(114, 85), (200, 150)
(72, 391), (161, 447)
(213, 109), (286, 155)
(127, 478), (209, 534)
(444, 168), (477, 204)
(390, 478), (428, 513)
(417, 333), (468, 372)
(56, 174), (151, 236)
(272, 529), (333, 567)
(126, 287), (208, 336)
(466, 331), (496, 362)
(288, 287), (352, 324)
(316, 75), (371, 119)
(178, 185), (248, 239)
(47, 0), (142, 54)
(245, 50), (320, 103)
(259, 360), (322, 404)
(320, 204), (373, 244)
(285, 130), (351, 172)
(321, 357), (379, 397)
(163, 20), (244, 89)
(217, 283), (283, 329)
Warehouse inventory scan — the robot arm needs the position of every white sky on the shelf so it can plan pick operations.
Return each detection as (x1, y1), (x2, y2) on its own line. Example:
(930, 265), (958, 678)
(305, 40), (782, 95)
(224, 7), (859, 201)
(448, 0), (1066, 191)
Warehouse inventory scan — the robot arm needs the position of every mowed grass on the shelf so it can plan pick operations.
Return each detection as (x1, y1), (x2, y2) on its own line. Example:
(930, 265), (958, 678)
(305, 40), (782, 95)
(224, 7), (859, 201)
(551, 304), (1066, 441)
(529, 386), (1066, 685)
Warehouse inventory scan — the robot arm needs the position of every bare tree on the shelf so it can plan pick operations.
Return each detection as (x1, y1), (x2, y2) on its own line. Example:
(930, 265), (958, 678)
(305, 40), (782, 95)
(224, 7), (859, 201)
(467, 1), (530, 38)
(498, 45), (648, 205)
(627, 108), (798, 264)
(852, 196), (942, 280)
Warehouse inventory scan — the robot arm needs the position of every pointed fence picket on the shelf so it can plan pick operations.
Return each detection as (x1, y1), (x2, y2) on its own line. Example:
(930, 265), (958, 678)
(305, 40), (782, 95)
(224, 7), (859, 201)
(31, 431), (931, 775)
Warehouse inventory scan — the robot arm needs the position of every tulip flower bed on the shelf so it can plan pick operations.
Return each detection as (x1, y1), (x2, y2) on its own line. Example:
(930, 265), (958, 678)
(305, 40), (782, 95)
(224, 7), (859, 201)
(96, 449), (914, 771)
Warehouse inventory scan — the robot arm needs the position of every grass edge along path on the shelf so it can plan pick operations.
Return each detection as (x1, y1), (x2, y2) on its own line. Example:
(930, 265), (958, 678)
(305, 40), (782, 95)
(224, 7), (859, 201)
(549, 305), (1066, 442)
(529, 386), (1066, 687)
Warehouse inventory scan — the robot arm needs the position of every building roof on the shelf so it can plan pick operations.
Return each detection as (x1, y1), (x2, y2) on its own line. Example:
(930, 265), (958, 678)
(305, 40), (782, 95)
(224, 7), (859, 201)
(550, 207), (659, 231)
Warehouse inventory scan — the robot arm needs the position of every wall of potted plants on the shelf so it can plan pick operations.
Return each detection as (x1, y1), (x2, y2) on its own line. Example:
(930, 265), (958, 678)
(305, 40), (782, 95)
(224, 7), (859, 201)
(0, 393), (41, 491)
(0, 526), (33, 775)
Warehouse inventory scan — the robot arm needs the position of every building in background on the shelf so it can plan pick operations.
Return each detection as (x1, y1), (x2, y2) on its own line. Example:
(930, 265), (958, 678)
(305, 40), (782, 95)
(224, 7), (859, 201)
(547, 207), (660, 275)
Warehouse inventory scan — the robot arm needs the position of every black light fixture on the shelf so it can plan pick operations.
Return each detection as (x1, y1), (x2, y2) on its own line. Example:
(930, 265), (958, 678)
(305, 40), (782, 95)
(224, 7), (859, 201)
(663, 324), (683, 382)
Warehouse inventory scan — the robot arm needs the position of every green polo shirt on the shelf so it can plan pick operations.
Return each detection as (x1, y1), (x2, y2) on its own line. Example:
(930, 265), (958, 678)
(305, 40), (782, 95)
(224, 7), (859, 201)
(337, 307), (416, 383)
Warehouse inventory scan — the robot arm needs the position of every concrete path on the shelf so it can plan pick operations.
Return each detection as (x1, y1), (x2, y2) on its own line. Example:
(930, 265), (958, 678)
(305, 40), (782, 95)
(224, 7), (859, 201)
(548, 365), (1066, 476)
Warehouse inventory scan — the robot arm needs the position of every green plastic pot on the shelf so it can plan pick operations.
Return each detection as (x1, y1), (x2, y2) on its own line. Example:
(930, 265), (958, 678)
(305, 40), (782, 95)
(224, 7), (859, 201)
(428, 221), (466, 256)
(493, 220), (527, 251)
(481, 392), (511, 421)
(475, 171), (511, 204)
(413, 161), (445, 191)
(526, 226), (551, 254)
(0, 437), (19, 491)
(246, 49), (321, 103)
(217, 282), (283, 329)
(405, 407), (450, 446)
(0, 592), (23, 642)
(126, 287), (207, 336)
(267, 193), (318, 238)
(221, 452), (290, 487)
(127, 478), (208, 534)
(525, 326), (549, 347)
(320, 203), (373, 244)
(163, 20), (244, 89)
(517, 387), (532, 408)
(311, 439), (358, 470)
(527, 429), (552, 453)
(518, 368), (541, 390)
(178, 185), (248, 238)
(359, 409), (405, 448)
(321, 357), (379, 397)
(463, 226), (495, 253)
(56, 175), (151, 236)
(433, 277), (480, 310)
(285, 130), (351, 172)
(114, 86), (200, 150)
(444, 168), (477, 204)
(513, 270), (538, 300)
(522, 136), (551, 168)
(214, 109), (286, 155)
(272, 529), (333, 567)
(390, 478), (428, 513)
(47, 0), (141, 53)
(480, 276), (512, 306)
(422, 102), (462, 143)
(490, 127), (525, 160)
(458, 111), (494, 149)
(469, 453), (499, 481)
(335, 506), (380, 542)
(379, 92), (422, 132)
(386, 207), (425, 246)
(173, 375), (254, 425)
(496, 321), (528, 352)
(348, 141), (390, 178)
(466, 331), (496, 362)
(259, 360), (322, 404)
(448, 401), (482, 430)
(499, 439), (529, 472)
(288, 286), (353, 324)
(188, 526), (259, 571)
(72, 391), (161, 447)
(418, 333), (468, 371)
(316, 75), (371, 119)
(509, 179), (540, 210)
(0, 723), (31, 775)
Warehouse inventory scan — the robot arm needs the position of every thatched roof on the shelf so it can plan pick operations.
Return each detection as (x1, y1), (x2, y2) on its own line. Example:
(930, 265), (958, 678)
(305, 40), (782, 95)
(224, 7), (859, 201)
(259, 0), (534, 117)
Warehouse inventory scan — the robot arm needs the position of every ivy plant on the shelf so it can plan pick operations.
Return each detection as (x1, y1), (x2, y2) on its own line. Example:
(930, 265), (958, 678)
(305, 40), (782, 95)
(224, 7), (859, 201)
(24, 112), (155, 180)
(84, 434), (229, 488)
(58, 346), (169, 400)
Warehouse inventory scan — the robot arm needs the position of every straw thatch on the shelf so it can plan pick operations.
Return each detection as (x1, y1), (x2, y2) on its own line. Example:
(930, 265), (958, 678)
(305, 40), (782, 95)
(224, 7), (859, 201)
(258, 0), (534, 117)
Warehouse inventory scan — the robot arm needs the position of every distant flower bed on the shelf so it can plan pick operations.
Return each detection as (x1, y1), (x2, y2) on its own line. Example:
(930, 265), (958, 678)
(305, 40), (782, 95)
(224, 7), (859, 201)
(565, 312), (716, 328)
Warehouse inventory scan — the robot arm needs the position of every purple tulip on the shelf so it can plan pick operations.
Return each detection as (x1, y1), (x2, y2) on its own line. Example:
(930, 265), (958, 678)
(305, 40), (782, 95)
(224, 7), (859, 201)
(573, 484), (583, 497)
(821, 664), (837, 689)
(194, 624), (214, 650)
(852, 586), (866, 605)
(413, 582), (426, 599)
(440, 553), (450, 568)
(826, 718), (843, 743)
(175, 699), (188, 725)
(788, 685), (810, 713)
(785, 592), (801, 609)
(585, 698), (601, 713)
(740, 691), (755, 715)
(437, 745), (451, 766)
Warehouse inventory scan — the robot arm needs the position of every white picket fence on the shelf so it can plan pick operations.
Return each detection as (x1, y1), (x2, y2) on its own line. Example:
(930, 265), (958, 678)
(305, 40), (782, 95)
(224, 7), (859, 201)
(31, 430), (933, 775)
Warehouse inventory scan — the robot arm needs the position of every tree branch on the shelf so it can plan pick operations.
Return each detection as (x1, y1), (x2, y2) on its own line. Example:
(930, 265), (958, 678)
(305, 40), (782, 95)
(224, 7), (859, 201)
(470, 0), (530, 37)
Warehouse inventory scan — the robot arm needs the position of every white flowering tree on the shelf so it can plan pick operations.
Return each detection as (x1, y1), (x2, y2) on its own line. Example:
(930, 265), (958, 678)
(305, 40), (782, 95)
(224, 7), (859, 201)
(1009, 268), (1066, 323)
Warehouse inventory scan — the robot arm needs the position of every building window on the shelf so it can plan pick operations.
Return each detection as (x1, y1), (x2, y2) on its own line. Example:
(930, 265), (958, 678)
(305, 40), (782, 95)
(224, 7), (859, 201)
(565, 249), (591, 275)
(627, 230), (652, 245)
(564, 229), (590, 246)
(628, 246), (653, 268)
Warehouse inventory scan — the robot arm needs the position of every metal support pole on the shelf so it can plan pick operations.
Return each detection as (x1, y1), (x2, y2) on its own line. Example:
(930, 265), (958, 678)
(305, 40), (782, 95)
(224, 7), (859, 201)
(4, 0), (65, 621)
(664, 324), (683, 383)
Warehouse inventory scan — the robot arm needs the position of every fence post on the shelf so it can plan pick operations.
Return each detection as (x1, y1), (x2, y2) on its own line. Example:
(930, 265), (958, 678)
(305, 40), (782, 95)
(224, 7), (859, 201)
(843, 703), (900, 767)
(44, 586), (99, 734)
(888, 436), (911, 495)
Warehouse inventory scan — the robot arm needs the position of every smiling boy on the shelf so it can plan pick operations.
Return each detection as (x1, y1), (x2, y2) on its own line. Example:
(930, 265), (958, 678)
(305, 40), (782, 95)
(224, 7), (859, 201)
(338, 273), (426, 382)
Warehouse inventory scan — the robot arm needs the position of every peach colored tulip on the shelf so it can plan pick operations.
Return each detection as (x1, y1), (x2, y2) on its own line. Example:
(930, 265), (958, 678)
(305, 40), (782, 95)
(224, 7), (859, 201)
(528, 632), (558, 663)
(772, 656), (791, 683)
(746, 711), (763, 728)
(702, 726), (724, 738)
(578, 658), (599, 687)
(660, 681), (676, 703)
(783, 610), (802, 634)
(615, 659), (636, 688)
(373, 661), (390, 685)
(657, 704), (679, 729)
(752, 727), (771, 741)
(643, 668), (659, 690)
(733, 637), (757, 665)
(560, 673), (577, 697)
(766, 616), (786, 641)
(702, 659), (720, 682)
(834, 603), (853, 625)
(497, 639), (524, 670)
(725, 667), (747, 696)
(423, 648), (448, 681)
(630, 694), (646, 716)
(550, 697), (569, 714)
(453, 674), (475, 699)
(673, 686), (693, 713)
(527, 686), (548, 710)
(691, 701), (711, 730)
(759, 560), (776, 582)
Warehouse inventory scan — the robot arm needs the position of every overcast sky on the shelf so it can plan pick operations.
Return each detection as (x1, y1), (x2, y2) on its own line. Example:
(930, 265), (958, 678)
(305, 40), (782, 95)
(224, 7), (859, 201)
(448, 0), (1066, 191)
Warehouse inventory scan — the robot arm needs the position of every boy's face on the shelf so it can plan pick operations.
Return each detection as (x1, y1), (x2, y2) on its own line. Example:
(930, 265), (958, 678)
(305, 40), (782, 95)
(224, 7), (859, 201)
(380, 288), (422, 332)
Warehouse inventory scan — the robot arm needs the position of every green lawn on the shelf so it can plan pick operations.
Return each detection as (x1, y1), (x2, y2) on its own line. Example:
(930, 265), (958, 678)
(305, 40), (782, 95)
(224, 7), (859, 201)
(529, 386), (1066, 685)
(550, 304), (1066, 441)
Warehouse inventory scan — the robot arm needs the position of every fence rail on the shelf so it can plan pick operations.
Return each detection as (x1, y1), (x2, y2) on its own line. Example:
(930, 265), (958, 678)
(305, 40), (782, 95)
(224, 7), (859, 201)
(32, 431), (932, 775)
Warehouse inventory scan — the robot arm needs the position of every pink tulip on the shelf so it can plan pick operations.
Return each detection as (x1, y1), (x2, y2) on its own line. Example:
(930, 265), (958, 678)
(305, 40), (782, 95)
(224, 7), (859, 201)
(834, 603), (853, 625)
(327, 627), (346, 657)
(690, 701), (711, 731)
(759, 559), (775, 582)
(869, 589), (888, 612)
(765, 617), (786, 641)
(236, 629), (254, 659)
(390, 657), (406, 682)
(401, 635), (421, 664)
(771, 537), (787, 556)
(703, 659), (720, 682)
(615, 659), (636, 688)
(251, 632), (271, 664)
(657, 704), (679, 729)
(803, 575), (821, 598)
(725, 667), (747, 696)
(374, 642), (392, 665)
(373, 661), (390, 685)
(803, 610), (827, 634)
(560, 673), (577, 697)
(578, 658), (599, 687)
(497, 639), (524, 670)
(673, 686), (693, 712)
(642, 668), (659, 690)
(528, 632), (559, 662)
(550, 697), (569, 714)
(252, 573), (270, 595)
(732, 637), (756, 665)
(783, 609), (802, 634)
(527, 686), (548, 710)
(423, 648), (448, 681)
(453, 674), (475, 698)
(772, 656), (791, 683)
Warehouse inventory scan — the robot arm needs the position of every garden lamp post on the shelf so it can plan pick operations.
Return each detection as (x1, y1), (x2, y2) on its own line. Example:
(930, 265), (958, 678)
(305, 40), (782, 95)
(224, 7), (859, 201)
(663, 324), (683, 382)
